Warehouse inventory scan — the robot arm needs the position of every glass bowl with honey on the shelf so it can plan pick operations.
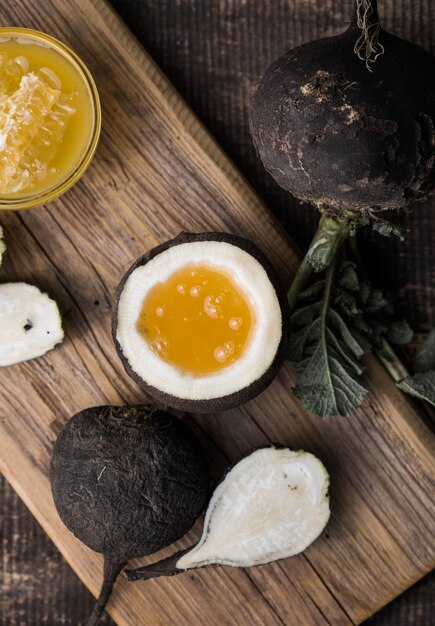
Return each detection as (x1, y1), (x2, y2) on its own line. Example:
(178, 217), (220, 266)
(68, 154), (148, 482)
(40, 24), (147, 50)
(0, 28), (101, 210)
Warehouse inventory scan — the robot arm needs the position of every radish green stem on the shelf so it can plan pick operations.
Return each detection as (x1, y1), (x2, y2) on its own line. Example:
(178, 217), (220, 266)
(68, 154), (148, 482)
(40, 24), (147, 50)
(320, 258), (337, 367)
(377, 337), (410, 382)
(287, 254), (313, 315)
(287, 214), (349, 315)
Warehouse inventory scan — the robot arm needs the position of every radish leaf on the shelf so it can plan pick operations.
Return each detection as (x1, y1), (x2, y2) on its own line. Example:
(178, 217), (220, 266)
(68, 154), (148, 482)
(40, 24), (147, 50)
(397, 371), (435, 408)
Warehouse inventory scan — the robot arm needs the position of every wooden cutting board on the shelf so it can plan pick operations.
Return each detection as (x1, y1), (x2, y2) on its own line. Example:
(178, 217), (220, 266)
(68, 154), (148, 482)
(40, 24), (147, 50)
(0, 1), (434, 625)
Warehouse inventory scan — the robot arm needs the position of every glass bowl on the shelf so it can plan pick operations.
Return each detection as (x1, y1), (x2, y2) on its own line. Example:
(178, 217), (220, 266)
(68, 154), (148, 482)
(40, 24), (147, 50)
(0, 27), (101, 210)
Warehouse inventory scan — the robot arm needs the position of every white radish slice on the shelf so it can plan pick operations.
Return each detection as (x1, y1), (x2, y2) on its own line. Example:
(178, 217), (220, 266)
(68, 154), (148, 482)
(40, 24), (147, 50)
(0, 282), (64, 366)
(126, 446), (330, 581)
(178, 447), (330, 569)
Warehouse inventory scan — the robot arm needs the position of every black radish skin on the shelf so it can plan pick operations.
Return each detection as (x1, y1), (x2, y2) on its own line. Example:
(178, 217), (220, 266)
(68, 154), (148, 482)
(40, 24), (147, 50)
(50, 405), (209, 626)
(250, 0), (435, 216)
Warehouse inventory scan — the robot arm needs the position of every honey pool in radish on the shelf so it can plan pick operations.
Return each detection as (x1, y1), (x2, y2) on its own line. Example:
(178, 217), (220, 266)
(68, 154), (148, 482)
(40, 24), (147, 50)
(137, 264), (255, 375)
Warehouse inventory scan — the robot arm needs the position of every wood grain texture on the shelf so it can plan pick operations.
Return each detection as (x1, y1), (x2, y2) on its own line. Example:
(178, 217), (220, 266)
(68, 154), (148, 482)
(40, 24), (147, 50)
(1, 477), (434, 626)
(0, 1), (434, 626)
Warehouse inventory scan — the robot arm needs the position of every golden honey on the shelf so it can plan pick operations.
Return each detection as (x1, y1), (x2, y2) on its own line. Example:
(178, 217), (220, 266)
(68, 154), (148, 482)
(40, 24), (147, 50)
(0, 29), (100, 209)
(137, 264), (255, 375)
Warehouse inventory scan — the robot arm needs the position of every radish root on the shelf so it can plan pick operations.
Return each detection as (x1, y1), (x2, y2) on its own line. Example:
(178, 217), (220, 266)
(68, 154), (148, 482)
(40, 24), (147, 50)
(354, 0), (385, 71)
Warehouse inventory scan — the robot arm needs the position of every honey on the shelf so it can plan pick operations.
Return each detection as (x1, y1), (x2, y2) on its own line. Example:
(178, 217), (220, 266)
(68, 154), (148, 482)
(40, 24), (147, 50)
(137, 264), (255, 375)
(0, 29), (100, 208)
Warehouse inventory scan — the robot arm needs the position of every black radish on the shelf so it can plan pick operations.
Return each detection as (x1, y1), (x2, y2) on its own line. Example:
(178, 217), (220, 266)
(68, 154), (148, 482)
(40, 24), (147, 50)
(50, 405), (209, 625)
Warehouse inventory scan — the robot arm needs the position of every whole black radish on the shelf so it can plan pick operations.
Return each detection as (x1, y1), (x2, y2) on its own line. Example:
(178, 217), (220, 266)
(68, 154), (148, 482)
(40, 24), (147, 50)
(250, 0), (435, 220)
(50, 405), (209, 625)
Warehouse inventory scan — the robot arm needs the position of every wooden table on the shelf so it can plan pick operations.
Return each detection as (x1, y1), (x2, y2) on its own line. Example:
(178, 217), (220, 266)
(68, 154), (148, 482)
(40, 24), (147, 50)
(1, 1), (434, 624)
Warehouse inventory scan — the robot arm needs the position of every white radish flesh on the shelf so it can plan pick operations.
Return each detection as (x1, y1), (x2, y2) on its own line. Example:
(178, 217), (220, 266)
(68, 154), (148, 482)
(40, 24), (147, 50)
(0, 282), (63, 366)
(177, 447), (330, 570)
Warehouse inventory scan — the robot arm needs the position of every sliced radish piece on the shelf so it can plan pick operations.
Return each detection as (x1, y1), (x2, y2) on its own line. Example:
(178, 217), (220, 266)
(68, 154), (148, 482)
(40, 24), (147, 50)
(0, 282), (63, 366)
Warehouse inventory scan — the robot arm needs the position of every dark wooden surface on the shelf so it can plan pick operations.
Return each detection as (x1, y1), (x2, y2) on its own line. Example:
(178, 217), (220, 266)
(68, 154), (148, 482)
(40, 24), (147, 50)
(1, 0), (434, 624)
